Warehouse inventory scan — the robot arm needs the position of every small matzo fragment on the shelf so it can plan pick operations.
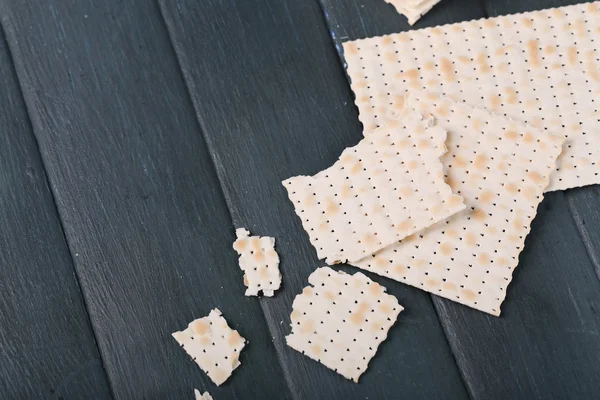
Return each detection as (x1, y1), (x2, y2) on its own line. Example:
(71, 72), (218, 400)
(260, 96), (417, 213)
(172, 309), (246, 386)
(351, 92), (564, 316)
(286, 267), (403, 382)
(282, 111), (465, 264)
(343, 2), (600, 191)
(385, 0), (442, 25)
(233, 228), (281, 297)
(194, 389), (213, 400)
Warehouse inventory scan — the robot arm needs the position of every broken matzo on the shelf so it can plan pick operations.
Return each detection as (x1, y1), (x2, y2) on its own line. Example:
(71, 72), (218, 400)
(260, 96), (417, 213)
(385, 0), (443, 25)
(233, 228), (281, 297)
(343, 2), (600, 191)
(282, 110), (465, 264)
(172, 309), (246, 386)
(286, 267), (403, 382)
(350, 91), (564, 316)
(194, 390), (213, 400)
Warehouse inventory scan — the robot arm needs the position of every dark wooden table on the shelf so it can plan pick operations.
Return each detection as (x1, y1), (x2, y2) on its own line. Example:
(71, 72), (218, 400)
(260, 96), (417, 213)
(0, 0), (598, 399)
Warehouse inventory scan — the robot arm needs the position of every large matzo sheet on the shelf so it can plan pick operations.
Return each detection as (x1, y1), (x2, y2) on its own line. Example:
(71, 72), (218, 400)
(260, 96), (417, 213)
(343, 2), (600, 191)
(351, 91), (564, 316)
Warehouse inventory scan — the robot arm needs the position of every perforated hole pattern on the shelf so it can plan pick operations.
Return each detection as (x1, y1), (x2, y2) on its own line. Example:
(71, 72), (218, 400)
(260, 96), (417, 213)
(344, 2), (600, 191)
(283, 110), (465, 264)
(172, 309), (246, 386)
(233, 228), (282, 297)
(286, 267), (403, 382)
(351, 91), (564, 316)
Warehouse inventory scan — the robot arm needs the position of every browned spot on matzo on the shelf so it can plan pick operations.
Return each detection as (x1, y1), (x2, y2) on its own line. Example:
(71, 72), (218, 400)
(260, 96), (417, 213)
(566, 46), (577, 66)
(439, 57), (455, 82)
(526, 40), (540, 68)
(476, 53), (491, 73)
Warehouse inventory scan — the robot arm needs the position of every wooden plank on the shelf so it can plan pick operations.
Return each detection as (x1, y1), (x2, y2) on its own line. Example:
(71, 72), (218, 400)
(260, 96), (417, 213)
(321, 0), (600, 398)
(567, 186), (600, 281)
(0, 30), (112, 399)
(436, 192), (600, 399)
(321, 0), (487, 51)
(0, 1), (292, 399)
(159, 0), (469, 398)
(483, 0), (600, 282)
(483, 0), (584, 15)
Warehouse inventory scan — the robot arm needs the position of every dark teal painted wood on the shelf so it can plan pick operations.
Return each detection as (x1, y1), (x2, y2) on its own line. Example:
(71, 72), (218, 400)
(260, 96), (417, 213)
(1, 0), (598, 398)
(0, 27), (112, 399)
(0, 1), (292, 398)
(159, 0), (471, 398)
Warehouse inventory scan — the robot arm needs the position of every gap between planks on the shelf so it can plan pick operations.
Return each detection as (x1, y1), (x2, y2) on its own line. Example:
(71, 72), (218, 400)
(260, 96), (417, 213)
(155, 3), (300, 399)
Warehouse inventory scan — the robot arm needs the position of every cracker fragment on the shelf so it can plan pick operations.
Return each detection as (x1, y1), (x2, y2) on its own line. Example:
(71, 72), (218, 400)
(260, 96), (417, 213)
(385, 0), (442, 25)
(283, 110), (465, 264)
(172, 309), (246, 386)
(233, 228), (281, 297)
(350, 92), (564, 316)
(194, 389), (213, 400)
(286, 267), (403, 382)
(343, 2), (600, 191)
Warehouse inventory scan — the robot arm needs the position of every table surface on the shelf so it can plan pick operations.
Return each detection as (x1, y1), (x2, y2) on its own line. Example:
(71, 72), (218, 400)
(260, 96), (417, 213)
(0, 0), (599, 399)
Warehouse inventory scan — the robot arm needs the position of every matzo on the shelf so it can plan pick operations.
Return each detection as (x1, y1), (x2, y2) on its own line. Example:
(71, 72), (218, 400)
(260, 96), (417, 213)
(172, 309), (246, 386)
(286, 267), (403, 382)
(194, 389), (213, 400)
(282, 110), (465, 264)
(233, 228), (281, 297)
(343, 2), (600, 191)
(350, 91), (564, 316)
(385, 0), (442, 25)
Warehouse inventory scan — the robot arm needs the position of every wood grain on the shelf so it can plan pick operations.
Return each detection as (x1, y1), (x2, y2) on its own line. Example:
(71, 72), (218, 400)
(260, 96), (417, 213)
(0, 1), (291, 399)
(159, 0), (469, 398)
(320, 0), (487, 58)
(320, 0), (600, 398)
(482, 0), (600, 285)
(567, 186), (600, 281)
(0, 29), (112, 399)
(435, 192), (600, 399)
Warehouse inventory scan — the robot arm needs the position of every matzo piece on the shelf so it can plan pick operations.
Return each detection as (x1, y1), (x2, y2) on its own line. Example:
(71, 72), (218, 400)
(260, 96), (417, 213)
(282, 110), (465, 264)
(343, 2), (600, 191)
(194, 389), (213, 400)
(172, 309), (246, 386)
(286, 267), (403, 382)
(385, 0), (442, 25)
(233, 228), (281, 297)
(351, 92), (564, 316)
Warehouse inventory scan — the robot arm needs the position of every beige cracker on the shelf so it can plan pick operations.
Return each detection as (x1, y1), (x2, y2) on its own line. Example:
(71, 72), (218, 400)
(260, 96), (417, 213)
(233, 228), (281, 297)
(344, 2), (600, 191)
(286, 267), (403, 382)
(172, 309), (246, 386)
(283, 110), (465, 264)
(385, 0), (442, 25)
(350, 91), (564, 315)
(194, 389), (213, 400)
